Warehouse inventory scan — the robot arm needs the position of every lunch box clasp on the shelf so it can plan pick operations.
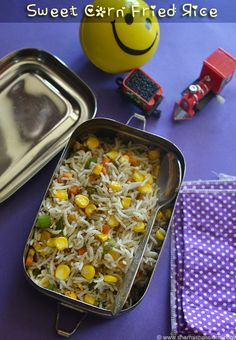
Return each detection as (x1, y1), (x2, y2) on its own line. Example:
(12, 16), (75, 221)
(56, 302), (88, 337)
(126, 113), (146, 131)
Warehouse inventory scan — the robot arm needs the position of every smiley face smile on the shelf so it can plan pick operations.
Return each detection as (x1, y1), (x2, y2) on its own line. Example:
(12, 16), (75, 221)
(111, 20), (158, 56)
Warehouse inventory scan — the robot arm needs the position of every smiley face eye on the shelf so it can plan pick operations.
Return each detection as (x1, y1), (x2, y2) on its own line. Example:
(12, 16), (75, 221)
(145, 18), (152, 30)
(125, 13), (134, 25)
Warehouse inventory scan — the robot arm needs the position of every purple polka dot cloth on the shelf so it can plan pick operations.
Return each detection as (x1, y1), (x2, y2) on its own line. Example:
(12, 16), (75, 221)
(171, 180), (236, 338)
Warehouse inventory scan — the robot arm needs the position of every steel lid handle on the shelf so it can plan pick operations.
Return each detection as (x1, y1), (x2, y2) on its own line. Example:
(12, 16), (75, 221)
(126, 113), (146, 131)
(55, 302), (87, 337)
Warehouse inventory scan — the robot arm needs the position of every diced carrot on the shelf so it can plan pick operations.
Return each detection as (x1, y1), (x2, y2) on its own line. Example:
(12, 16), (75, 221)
(77, 247), (86, 256)
(68, 186), (80, 196)
(57, 178), (63, 183)
(102, 157), (110, 175)
(25, 256), (33, 268)
(130, 157), (139, 166)
(125, 152), (140, 166)
(63, 172), (73, 178)
(89, 175), (97, 182)
(102, 224), (110, 234)
(102, 156), (110, 166)
(118, 260), (126, 270)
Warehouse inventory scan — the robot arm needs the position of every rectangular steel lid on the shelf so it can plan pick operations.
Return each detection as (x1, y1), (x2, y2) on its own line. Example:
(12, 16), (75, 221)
(0, 48), (97, 203)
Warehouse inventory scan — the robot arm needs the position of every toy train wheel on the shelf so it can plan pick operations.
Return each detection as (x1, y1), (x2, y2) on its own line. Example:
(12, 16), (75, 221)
(116, 77), (123, 87)
(193, 91), (215, 112)
(146, 109), (161, 118)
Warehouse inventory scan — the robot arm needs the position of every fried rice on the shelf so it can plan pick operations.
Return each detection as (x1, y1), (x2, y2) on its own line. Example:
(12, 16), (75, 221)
(26, 135), (171, 310)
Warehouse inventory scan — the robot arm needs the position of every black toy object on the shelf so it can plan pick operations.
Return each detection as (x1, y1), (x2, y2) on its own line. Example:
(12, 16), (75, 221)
(117, 68), (163, 118)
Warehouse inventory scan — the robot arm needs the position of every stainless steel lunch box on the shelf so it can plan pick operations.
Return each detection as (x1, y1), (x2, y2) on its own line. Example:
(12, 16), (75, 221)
(23, 115), (185, 337)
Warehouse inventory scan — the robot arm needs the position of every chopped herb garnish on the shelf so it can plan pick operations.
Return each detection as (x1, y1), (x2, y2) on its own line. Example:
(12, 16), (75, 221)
(48, 283), (58, 291)
(103, 239), (116, 253)
(88, 282), (96, 290)
(85, 157), (97, 169)
(87, 187), (96, 195)
(32, 268), (41, 277)
(56, 217), (64, 230)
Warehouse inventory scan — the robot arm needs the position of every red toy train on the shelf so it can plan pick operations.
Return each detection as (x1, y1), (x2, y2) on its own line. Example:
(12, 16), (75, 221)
(173, 48), (236, 120)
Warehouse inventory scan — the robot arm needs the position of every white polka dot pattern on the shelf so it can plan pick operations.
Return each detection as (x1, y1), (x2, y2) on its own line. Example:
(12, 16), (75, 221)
(171, 180), (236, 337)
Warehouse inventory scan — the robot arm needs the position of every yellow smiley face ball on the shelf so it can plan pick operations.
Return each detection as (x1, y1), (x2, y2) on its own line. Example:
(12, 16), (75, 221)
(80, 0), (160, 73)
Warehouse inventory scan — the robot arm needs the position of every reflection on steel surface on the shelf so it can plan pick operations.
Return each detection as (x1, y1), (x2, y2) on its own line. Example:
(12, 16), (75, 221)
(8, 79), (62, 141)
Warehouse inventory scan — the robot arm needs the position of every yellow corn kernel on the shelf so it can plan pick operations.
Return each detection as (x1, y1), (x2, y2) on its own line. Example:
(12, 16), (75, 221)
(78, 283), (84, 291)
(103, 275), (118, 283)
(68, 213), (77, 223)
(109, 250), (120, 260)
(156, 228), (166, 241)
(92, 164), (103, 175)
(64, 291), (77, 300)
(133, 221), (146, 233)
(137, 183), (153, 194)
(47, 238), (56, 248)
(153, 164), (161, 176)
(106, 150), (119, 161)
(40, 231), (51, 242)
(156, 210), (165, 221)
(54, 237), (69, 251)
(109, 181), (122, 191)
(55, 264), (71, 280)
(119, 155), (130, 163)
(85, 203), (97, 217)
(81, 264), (95, 280)
(148, 149), (160, 161)
(87, 136), (100, 149)
(133, 170), (145, 182)
(53, 189), (68, 200)
(74, 195), (89, 209)
(163, 208), (172, 219)
(84, 294), (95, 305)
(121, 197), (132, 209)
(34, 243), (42, 252)
(28, 248), (35, 257)
(107, 215), (119, 227)
(96, 233), (109, 243)
(39, 277), (50, 288)
(145, 174), (153, 184)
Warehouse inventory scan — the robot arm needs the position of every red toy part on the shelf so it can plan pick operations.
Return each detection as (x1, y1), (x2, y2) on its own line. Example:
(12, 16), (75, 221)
(173, 48), (236, 121)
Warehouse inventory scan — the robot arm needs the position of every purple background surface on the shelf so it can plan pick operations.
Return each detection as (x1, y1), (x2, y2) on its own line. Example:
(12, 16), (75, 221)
(0, 22), (236, 340)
